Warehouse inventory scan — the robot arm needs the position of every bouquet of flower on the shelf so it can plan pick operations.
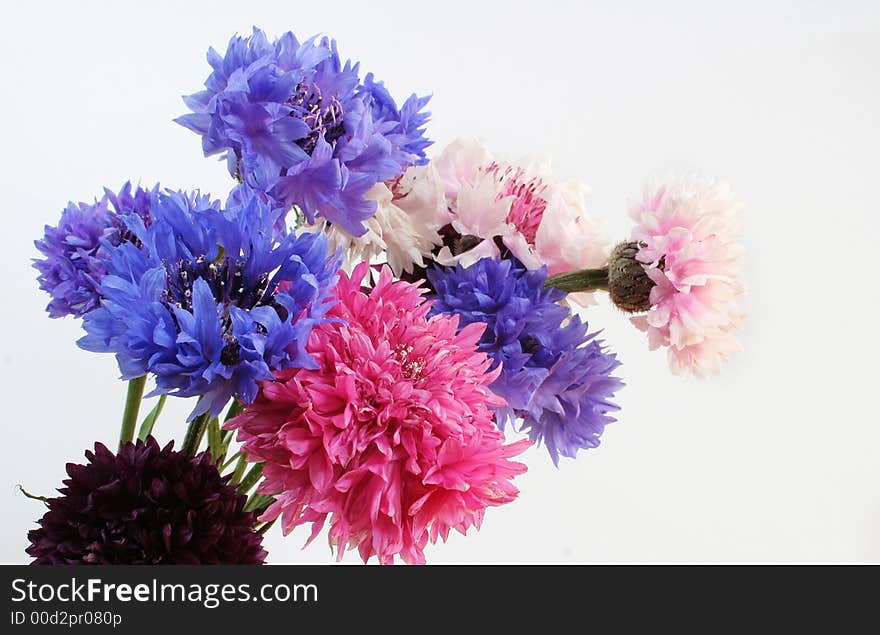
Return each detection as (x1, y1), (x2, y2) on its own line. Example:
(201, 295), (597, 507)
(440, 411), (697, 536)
(26, 28), (745, 565)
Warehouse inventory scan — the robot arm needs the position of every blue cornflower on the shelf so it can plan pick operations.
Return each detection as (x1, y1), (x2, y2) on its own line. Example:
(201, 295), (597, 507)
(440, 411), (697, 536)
(78, 185), (341, 418)
(34, 183), (156, 318)
(427, 258), (624, 464)
(360, 73), (432, 170)
(176, 28), (431, 237)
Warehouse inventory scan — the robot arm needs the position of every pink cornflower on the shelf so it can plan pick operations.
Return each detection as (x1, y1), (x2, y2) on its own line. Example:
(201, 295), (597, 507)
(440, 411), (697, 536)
(628, 177), (746, 376)
(486, 162), (547, 245)
(398, 139), (610, 305)
(227, 263), (529, 564)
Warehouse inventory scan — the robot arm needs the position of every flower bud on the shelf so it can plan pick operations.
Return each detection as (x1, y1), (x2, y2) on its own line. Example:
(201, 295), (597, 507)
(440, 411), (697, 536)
(608, 241), (654, 313)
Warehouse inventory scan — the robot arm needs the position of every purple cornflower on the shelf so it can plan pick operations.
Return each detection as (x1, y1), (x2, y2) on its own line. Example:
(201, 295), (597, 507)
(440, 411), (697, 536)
(176, 28), (431, 237)
(33, 183), (155, 318)
(427, 257), (624, 464)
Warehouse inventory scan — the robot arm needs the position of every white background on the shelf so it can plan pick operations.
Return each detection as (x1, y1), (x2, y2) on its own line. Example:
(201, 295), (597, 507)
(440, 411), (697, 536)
(1, 0), (878, 564)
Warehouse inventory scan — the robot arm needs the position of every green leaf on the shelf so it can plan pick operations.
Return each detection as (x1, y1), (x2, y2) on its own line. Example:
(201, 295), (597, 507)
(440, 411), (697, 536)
(221, 451), (244, 472)
(230, 454), (248, 485)
(256, 519), (276, 536)
(223, 399), (243, 423)
(18, 484), (49, 506)
(244, 492), (274, 513)
(137, 394), (167, 441)
(236, 463), (264, 496)
(207, 416), (222, 461)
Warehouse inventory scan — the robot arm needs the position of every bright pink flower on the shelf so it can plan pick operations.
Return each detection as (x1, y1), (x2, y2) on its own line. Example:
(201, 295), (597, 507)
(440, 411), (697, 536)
(227, 263), (529, 564)
(630, 177), (746, 377)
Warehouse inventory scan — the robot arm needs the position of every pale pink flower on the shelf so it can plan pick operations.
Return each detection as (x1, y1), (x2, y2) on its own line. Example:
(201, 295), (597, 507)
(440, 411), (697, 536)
(629, 176), (746, 376)
(413, 139), (609, 304)
(432, 137), (494, 199)
(436, 170), (512, 267)
(227, 264), (529, 564)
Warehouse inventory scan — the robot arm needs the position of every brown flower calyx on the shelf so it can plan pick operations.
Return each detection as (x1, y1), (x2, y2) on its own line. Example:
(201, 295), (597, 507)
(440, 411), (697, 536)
(608, 241), (655, 313)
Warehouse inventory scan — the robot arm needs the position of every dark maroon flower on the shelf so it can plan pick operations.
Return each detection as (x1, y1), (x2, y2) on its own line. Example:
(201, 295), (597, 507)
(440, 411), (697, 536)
(27, 437), (266, 565)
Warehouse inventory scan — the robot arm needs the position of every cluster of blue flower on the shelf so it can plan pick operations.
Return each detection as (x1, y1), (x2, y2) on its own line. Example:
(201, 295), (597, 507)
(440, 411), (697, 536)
(34, 27), (621, 461)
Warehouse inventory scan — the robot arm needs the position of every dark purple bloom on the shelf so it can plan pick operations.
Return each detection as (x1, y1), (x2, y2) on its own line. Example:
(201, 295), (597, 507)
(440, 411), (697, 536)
(427, 258), (624, 464)
(27, 437), (267, 565)
(33, 183), (155, 318)
(176, 28), (431, 237)
(78, 185), (340, 419)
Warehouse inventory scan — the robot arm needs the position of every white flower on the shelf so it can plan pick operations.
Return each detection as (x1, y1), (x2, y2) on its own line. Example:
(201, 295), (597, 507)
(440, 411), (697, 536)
(306, 165), (449, 275)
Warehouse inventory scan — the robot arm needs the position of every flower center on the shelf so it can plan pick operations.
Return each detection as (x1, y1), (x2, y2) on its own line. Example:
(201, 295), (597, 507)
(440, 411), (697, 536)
(220, 339), (242, 366)
(161, 255), (288, 363)
(162, 255), (273, 313)
(289, 81), (346, 154)
(519, 335), (541, 355)
(486, 163), (548, 245)
(393, 344), (426, 381)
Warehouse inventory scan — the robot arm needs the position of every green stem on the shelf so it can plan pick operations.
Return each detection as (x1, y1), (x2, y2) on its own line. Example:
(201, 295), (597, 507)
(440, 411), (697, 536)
(290, 206), (307, 230)
(181, 412), (212, 457)
(119, 376), (148, 448)
(216, 399), (243, 463)
(544, 268), (610, 293)
(137, 394), (167, 441)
